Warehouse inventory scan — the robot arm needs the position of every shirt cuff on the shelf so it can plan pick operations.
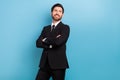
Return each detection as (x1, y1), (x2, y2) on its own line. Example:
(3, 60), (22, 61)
(49, 45), (52, 48)
(42, 38), (47, 42)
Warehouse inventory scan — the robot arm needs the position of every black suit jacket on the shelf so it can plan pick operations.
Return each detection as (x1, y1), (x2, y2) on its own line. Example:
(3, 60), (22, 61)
(36, 22), (70, 69)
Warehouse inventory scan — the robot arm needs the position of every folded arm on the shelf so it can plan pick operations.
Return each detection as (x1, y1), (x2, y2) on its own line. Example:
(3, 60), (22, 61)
(36, 27), (49, 49)
(43, 25), (70, 48)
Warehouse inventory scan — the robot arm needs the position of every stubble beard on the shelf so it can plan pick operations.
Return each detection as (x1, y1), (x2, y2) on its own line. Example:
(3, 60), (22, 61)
(52, 14), (62, 21)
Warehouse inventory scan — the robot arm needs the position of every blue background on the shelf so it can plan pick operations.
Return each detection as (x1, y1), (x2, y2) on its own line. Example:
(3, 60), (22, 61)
(0, 0), (120, 80)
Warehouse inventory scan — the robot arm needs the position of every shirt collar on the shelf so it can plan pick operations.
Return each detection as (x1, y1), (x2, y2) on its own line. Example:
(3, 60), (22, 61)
(51, 20), (61, 27)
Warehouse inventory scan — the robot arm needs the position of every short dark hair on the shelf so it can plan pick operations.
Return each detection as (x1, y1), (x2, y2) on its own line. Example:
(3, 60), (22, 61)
(51, 3), (64, 13)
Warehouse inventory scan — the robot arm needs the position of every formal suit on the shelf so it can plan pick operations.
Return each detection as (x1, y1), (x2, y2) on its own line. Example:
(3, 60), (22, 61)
(36, 22), (70, 80)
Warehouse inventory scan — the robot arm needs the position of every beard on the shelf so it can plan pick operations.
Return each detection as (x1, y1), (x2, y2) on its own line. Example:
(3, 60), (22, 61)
(52, 14), (62, 21)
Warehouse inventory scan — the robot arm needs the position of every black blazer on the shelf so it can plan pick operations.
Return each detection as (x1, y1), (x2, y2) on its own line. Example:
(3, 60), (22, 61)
(36, 22), (70, 69)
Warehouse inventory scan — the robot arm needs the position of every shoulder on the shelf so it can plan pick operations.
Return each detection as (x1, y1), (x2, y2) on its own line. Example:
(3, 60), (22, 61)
(43, 25), (51, 30)
(60, 22), (69, 28)
(59, 22), (70, 33)
(61, 22), (70, 30)
(44, 25), (51, 28)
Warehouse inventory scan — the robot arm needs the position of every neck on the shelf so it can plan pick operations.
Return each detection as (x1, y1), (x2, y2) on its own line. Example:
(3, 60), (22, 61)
(52, 20), (60, 25)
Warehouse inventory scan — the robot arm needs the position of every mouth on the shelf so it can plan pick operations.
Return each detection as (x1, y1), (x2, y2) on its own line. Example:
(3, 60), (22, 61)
(52, 14), (62, 21)
(54, 14), (60, 17)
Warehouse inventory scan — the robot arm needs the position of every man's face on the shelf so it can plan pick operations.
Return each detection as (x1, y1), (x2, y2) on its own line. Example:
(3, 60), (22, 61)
(51, 7), (63, 21)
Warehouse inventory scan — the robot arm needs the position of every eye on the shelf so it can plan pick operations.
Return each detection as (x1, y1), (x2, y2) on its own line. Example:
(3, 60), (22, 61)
(55, 9), (57, 12)
(59, 10), (62, 13)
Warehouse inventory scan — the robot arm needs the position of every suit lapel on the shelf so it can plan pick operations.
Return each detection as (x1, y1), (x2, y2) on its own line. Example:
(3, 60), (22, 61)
(54, 22), (63, 31)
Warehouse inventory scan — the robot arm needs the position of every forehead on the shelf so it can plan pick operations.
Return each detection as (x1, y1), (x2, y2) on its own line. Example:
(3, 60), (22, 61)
(53, 6), (63, 10)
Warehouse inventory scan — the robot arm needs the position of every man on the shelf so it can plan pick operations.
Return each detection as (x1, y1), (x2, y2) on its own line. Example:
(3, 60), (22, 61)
(36, 3), (70, 80)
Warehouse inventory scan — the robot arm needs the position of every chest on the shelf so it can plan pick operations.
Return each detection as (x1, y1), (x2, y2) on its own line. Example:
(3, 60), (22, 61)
(44, 27), (62, 37)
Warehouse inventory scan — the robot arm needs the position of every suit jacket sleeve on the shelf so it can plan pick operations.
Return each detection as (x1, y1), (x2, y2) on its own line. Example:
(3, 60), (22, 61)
(50, 25), (70, 48)
(36, 27), (49, 48)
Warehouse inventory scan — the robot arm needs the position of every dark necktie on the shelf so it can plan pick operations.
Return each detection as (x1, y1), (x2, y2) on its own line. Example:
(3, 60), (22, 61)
(51, 25), (55, 31)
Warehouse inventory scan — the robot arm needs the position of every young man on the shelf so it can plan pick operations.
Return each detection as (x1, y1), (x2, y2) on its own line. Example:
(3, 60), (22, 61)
(36, 3), (70, 80)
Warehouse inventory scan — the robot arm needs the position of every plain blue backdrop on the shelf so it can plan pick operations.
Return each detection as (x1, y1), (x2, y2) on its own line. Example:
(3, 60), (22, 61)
(0, 0), (120, 80)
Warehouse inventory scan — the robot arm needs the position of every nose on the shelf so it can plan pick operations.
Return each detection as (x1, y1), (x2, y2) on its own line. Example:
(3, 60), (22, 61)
(56, 10), (59, 14)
